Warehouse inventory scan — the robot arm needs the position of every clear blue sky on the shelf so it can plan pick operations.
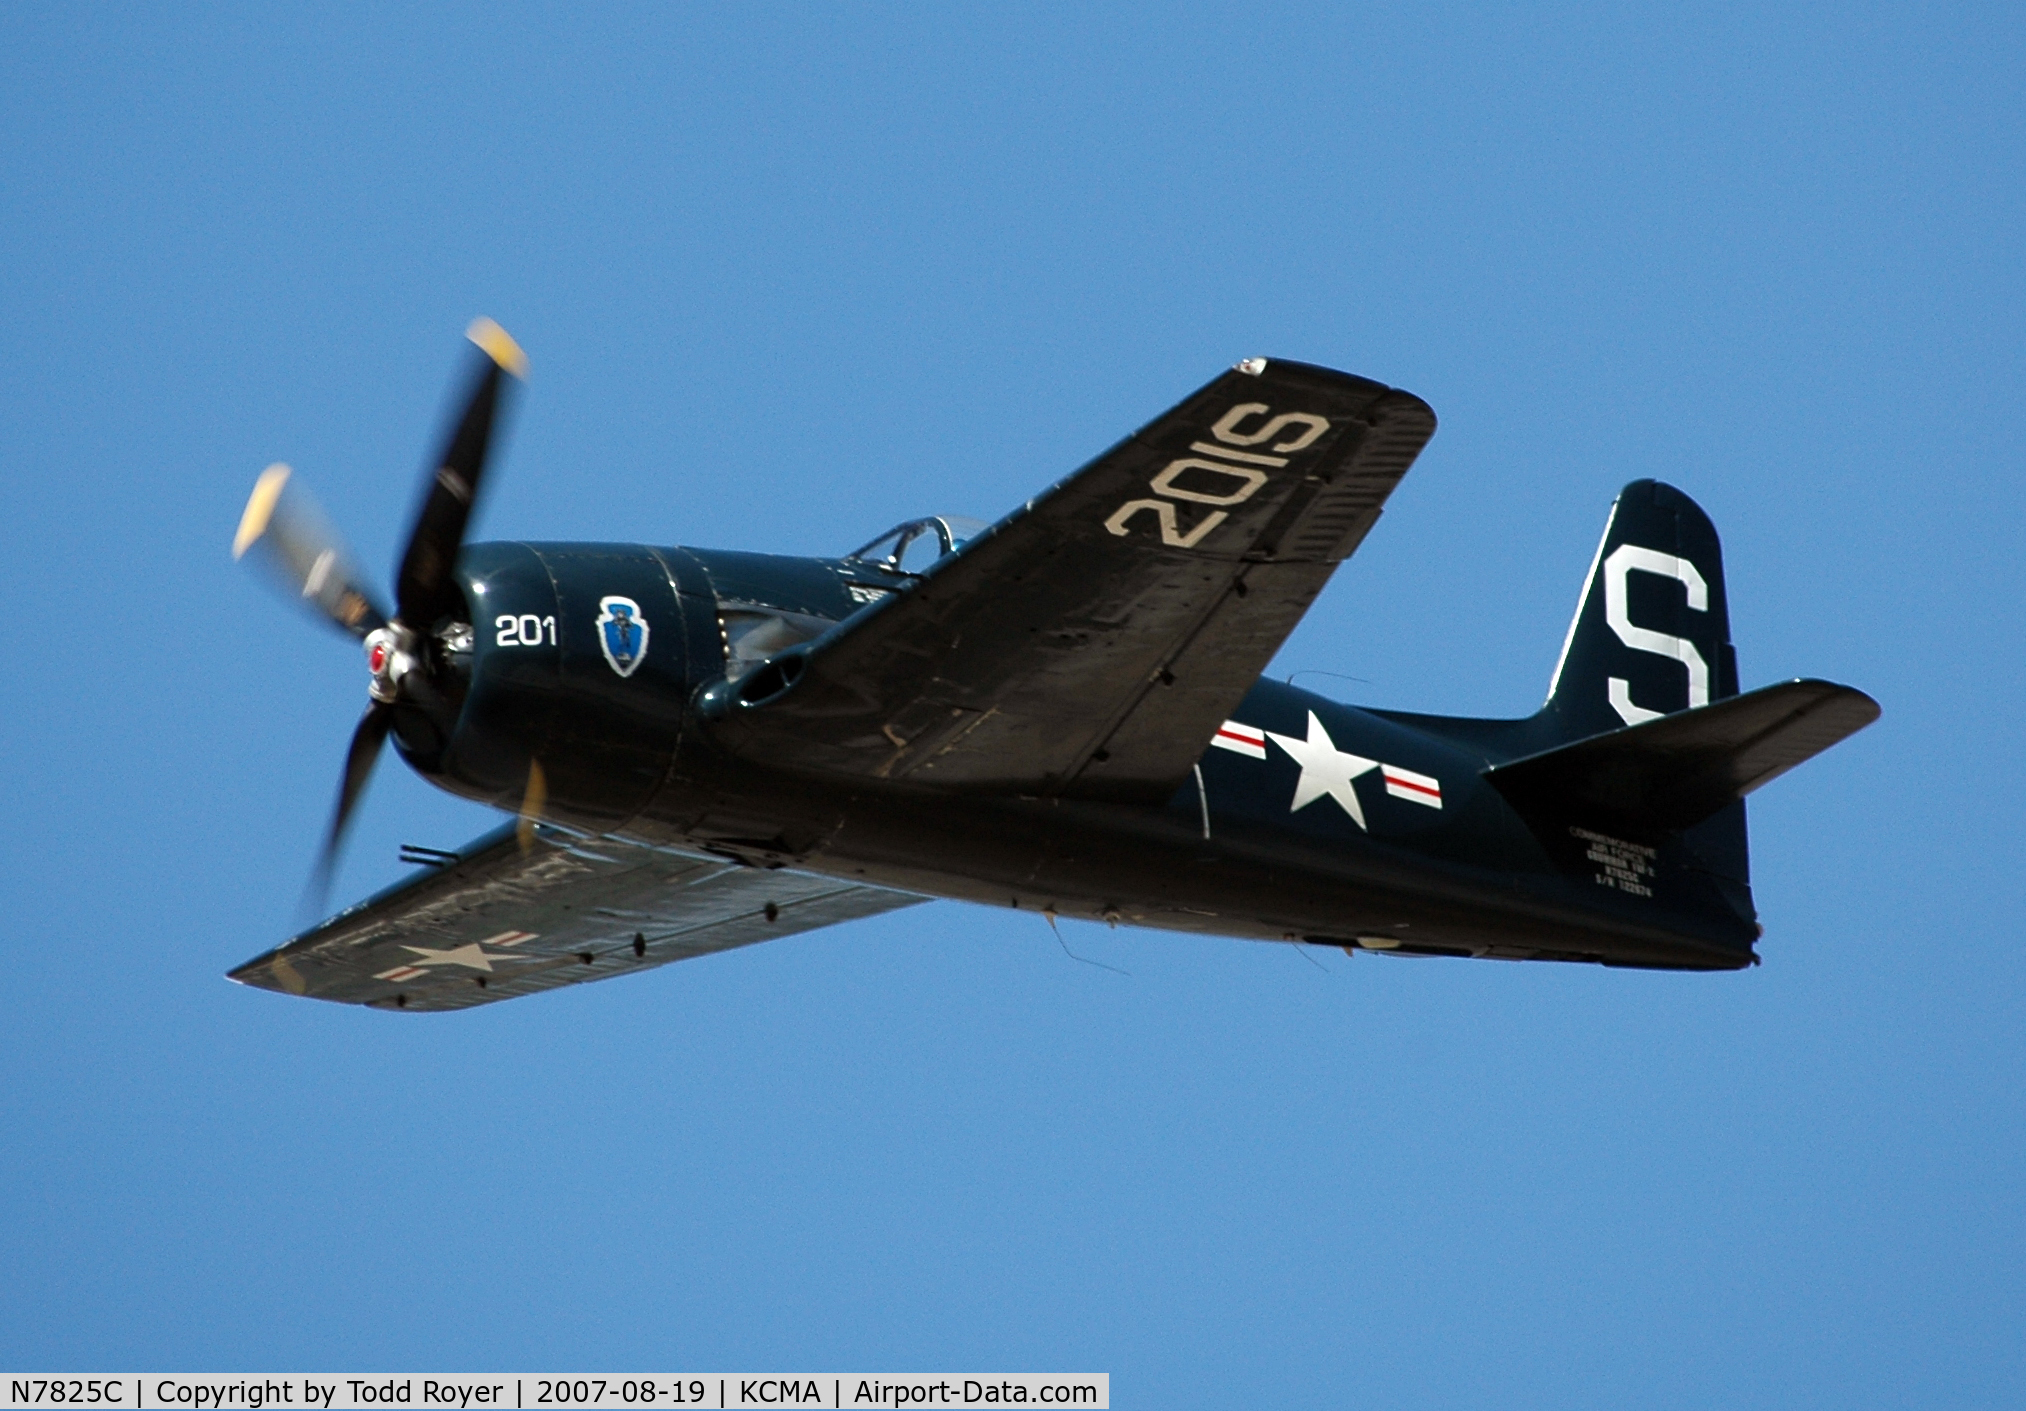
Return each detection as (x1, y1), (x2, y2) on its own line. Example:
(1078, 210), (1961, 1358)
(3, 5), (2021, 1405)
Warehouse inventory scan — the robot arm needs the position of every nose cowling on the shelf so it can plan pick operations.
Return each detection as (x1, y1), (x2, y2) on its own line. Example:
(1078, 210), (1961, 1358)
(420, 541), (695, 828)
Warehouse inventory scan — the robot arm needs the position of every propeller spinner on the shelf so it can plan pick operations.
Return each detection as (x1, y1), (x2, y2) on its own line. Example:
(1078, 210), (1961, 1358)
(234, 318), (528, 903)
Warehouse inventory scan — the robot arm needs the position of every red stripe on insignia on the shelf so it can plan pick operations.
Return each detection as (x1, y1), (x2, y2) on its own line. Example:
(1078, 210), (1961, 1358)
(1211, 721), (1268, 758)
(1381, 764), (1443, 808)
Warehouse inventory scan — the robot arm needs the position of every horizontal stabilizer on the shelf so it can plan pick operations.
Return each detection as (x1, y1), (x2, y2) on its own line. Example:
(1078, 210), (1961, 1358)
(1484, 679), (1880, 831)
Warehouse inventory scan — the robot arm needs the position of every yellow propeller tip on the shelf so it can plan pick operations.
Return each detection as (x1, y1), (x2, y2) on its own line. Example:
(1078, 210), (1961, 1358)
(467, 317), (529, 378)
(233, 462), (291, 559)
(516, 758), (548, 853)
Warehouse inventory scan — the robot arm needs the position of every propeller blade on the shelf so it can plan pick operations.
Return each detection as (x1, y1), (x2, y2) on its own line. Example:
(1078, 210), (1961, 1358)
(516, 758), (548, 854)
(233, 464), (389, 637)
(306, 701), (394, 909)
(396, 660), (458, 734)
(394, 317), (527, 630)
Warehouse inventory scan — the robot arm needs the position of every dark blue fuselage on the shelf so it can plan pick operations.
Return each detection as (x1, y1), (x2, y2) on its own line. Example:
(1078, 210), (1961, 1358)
(398, 541), (1758, 972)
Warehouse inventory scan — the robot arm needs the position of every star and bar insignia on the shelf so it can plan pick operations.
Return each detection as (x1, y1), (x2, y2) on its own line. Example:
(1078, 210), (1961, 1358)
(1210, 713), (1441, 828)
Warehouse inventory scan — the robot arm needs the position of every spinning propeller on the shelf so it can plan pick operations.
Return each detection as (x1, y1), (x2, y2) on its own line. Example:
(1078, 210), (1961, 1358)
(234, 319), (528, 902)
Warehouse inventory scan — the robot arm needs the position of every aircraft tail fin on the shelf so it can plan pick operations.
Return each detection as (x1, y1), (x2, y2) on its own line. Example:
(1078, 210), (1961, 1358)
(1542, 479), (1739, 742)
(1479, 483), (1880, 919)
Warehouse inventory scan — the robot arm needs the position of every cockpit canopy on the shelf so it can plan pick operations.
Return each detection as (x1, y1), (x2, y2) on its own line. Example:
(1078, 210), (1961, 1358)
(845, 515), (990, 575)
(713, 515), (991, 684)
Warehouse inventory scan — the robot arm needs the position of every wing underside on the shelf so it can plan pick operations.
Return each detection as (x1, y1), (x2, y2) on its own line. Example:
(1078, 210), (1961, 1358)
(229, 823), (927, 1012)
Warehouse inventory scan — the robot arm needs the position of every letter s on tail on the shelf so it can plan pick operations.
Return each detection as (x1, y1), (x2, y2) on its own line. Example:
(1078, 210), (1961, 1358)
(1543, 480), (1737, 742)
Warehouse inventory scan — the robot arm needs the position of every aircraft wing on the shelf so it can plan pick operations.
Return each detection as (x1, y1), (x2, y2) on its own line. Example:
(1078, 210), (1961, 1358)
(228, 823), (927, 1012)
(709, 358), (1437, 802)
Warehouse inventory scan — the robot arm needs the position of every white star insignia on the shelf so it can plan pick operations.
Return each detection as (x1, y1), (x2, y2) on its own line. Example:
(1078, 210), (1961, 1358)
(401, 942), (508, 972)
(1266, 710), (1380, 829)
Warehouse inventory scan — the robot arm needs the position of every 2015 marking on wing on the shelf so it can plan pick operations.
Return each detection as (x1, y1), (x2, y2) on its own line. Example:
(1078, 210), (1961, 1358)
(1105, 399), (1332, 550)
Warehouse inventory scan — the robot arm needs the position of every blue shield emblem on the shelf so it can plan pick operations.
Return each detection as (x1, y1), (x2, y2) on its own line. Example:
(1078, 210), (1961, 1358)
(595, 595), (650, 678)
